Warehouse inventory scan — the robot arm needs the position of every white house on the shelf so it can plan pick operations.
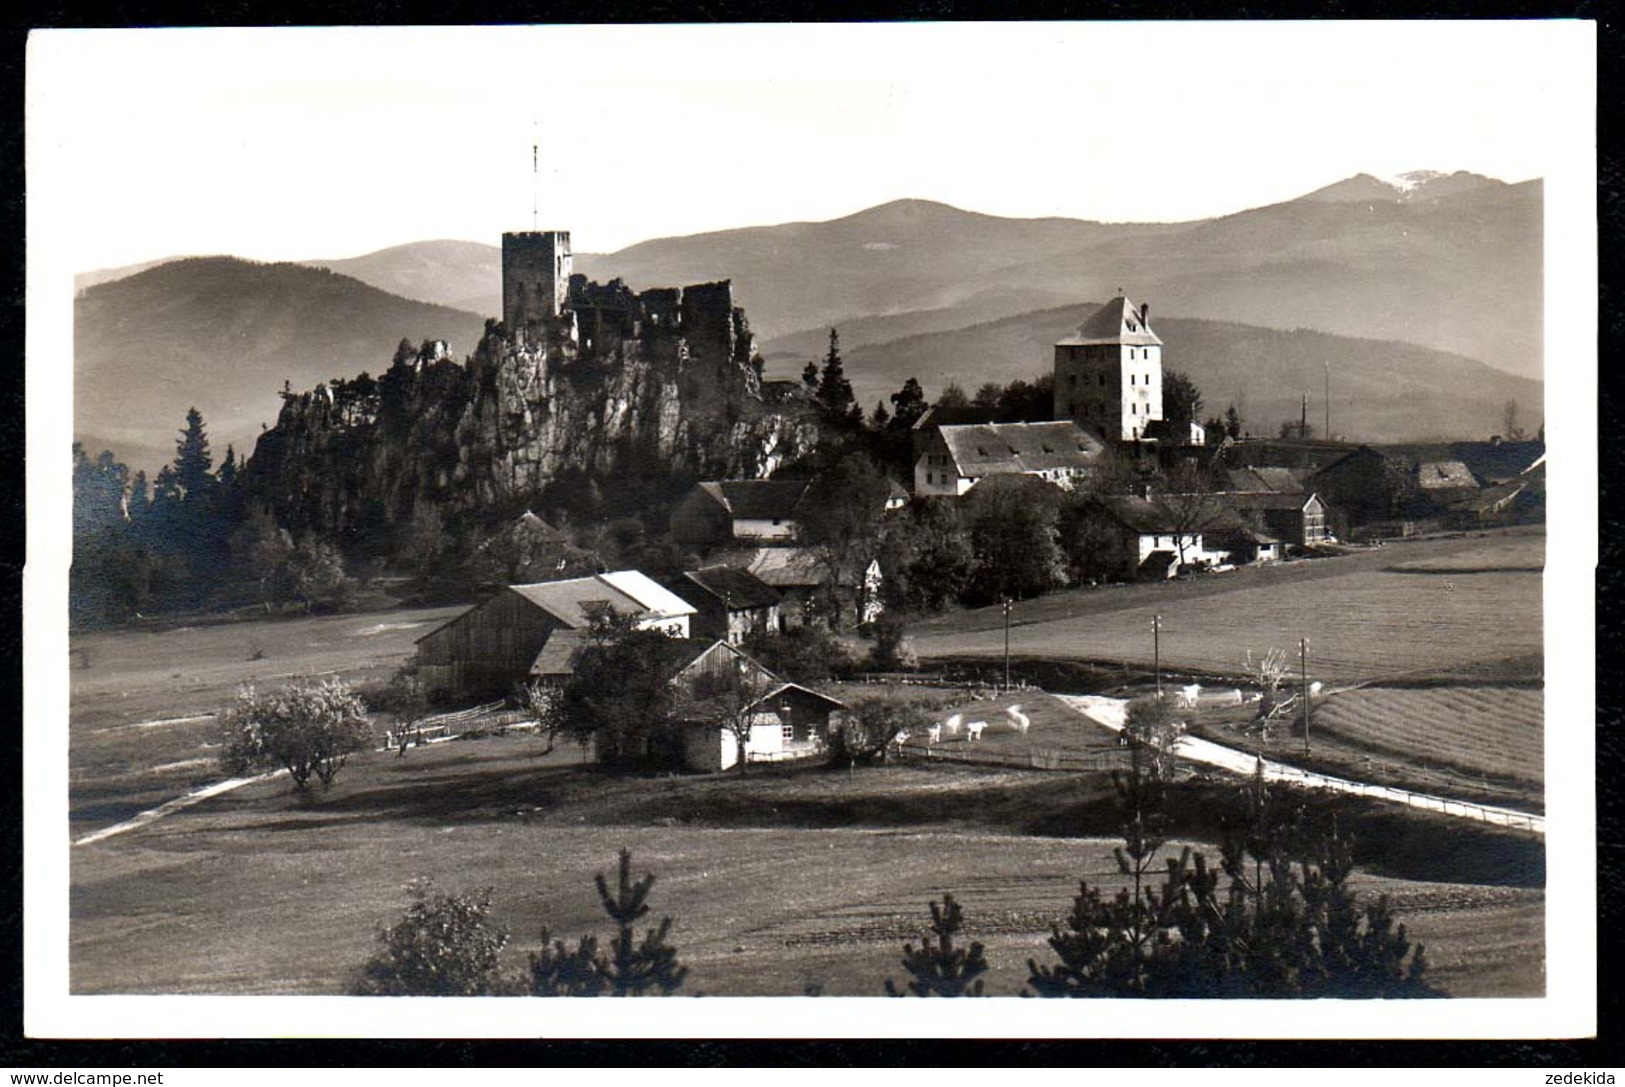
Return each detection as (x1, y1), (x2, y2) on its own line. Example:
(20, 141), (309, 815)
(913, 420), (1105, 497)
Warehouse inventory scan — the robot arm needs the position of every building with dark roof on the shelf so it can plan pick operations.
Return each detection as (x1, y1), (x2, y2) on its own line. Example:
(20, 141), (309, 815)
(669, 479), (814, 548)
(1220, 491), (1331, 548)
(1070, 494), (1278, 581)
(1053, 295), (1166, 442)
(913, 420), (1105, 497)
(674, 565), (783, 644)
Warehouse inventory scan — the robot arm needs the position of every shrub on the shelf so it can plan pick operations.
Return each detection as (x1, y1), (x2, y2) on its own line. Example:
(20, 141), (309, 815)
(351, 880), (510, 996)
(219, 677), (373, 789)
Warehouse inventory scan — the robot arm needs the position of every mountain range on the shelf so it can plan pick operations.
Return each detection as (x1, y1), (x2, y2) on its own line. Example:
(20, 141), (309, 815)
(73, 170), (1544, 471)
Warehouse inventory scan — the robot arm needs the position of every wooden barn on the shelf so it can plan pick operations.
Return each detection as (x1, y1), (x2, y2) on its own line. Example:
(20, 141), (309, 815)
(413, 570), (696, 700)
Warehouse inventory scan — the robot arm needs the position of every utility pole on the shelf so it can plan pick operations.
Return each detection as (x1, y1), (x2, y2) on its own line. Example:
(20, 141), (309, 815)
(531, 119), (540, 230)
(1300, 392), (1309, 440)
(1153, 614), (1163, 697)
(1323, 361), (1331, 441)
(1002, 597), (1013, 691)
(1300, 636), (1311, 755)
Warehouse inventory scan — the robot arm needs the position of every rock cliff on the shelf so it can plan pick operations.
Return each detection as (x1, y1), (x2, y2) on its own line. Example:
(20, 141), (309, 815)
(243, 277), (821, 542)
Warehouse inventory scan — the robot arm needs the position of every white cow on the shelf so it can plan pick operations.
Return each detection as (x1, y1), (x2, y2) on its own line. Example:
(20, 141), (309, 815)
(965, 720), (988, 742)
(1176, 683), (1202, 708)
(1309, 681), (1324, 698)
(942, 713), (963, 738)
(1004, 704), (1030, 735)
(926, 724), (942, 745)
(892, 730), (911, 749)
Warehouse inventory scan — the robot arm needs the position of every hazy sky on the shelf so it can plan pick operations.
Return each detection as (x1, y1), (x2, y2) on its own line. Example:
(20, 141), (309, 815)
(29, 21), (1591, 271)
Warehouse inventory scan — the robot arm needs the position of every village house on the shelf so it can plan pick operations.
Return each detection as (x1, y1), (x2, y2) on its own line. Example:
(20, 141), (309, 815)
(1414, 459), (1481, 506)
(656, 639), (847, 772)
(1071, 494), (1279, 581)
(709, 545), (884, 629)
(913, 420), (1105, 497)
(1219, 491), (1331, 549)
(672, 565), (782, 645)
(669, 479), (813, 549)
(413, 570), (697, 700)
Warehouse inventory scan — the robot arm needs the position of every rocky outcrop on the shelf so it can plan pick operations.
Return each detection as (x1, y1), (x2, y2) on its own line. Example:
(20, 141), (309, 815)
(243, 279), (820, 541)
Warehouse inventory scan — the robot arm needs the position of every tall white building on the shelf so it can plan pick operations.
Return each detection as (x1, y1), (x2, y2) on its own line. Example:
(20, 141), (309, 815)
(1053, 295), (1163, 442)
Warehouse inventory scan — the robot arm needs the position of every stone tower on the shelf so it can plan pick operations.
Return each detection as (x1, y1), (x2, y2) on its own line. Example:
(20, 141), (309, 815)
(502, 230), (572, 332)
(1053, 295), (1163, 442)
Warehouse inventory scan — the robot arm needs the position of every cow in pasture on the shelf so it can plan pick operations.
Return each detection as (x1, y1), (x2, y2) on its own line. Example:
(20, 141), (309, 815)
(942, 713), (963, 738)
(1310, 681), (1323, 698)
(965, 720), (987, 742)
(1005, 704), (1030, 735)
(1176, 684), (1202, 708)
(926, 724), (941, 745)
(892, 730), (910, 750)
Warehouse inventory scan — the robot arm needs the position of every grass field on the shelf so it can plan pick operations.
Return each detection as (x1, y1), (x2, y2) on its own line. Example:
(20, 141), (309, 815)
(69, 735), (1544, 999)
(67, 605), (464, 833)
(910, 528), (1543, 683)
(1311, 686), (1543, 785)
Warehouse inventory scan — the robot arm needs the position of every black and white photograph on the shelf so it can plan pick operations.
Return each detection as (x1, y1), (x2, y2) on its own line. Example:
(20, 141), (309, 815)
(23, 20), (1596, 1039)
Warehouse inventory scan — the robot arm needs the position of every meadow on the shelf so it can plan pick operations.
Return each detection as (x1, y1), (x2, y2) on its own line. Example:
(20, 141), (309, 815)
(70, 735), (1545, 999)
(909, 527), (1544, 683)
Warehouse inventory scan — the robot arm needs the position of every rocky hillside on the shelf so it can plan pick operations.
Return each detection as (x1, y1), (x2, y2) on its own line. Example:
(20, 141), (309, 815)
(241, 283), (819, 544)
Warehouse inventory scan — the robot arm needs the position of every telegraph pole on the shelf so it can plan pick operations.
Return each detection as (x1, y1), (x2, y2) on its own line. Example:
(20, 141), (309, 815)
(1002, 597), (1013, 691)
(1153, 614), (1163, 696)
(1323, 361), (1331, 441)
(1300, 636), (1311, 755)
(531, 119), (540, 230)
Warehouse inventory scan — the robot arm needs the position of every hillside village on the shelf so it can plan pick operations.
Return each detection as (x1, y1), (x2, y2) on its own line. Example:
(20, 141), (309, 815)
(73, 217), (1546, 772)
(66, 215), (1549, 1000)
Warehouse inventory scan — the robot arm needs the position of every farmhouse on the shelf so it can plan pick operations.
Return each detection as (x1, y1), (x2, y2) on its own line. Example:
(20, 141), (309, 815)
(1220, 491), (1331, 549)
(913, 420), (1105, 497)
(1414, 460), (1480, 506)
(669, 479), (812, 549)
(674, 565), (782, 644)
(413, 570), (697, 699)
(583, 637), (845, 771)
(1071, 494), (1277, 581)
(710, 545), (884, 628)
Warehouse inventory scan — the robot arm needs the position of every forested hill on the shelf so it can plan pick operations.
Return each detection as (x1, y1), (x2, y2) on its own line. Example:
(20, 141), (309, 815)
(833, 307), (1542, 445)
(74, 257), (489, 471)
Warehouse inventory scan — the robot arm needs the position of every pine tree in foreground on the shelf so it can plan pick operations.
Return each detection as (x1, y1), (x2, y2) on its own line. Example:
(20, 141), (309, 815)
(885, 894), (989, 997)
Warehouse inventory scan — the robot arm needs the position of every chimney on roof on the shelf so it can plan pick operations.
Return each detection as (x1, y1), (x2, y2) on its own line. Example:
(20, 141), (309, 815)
(1140, 303), (1149, 326)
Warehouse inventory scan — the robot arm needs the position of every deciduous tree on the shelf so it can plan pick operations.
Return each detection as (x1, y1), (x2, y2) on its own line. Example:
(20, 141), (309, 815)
(219, 677), (373, 789)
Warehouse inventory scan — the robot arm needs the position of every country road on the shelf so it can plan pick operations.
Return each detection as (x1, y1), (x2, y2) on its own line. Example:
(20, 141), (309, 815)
(1056, 694), (1545, 835)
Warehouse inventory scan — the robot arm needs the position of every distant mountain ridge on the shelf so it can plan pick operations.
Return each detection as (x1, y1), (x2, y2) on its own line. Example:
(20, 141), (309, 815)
(73, 170), (1543, 383)
(827, 303), (1542, 445)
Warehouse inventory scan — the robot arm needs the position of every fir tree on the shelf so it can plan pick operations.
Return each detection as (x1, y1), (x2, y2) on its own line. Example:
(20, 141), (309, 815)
(592, 849), (688, 996)
(885, 894), (989, 997)
(815, 328), (855, 416)
(871, 401), (891, 429)
(216, 445), (238, 489)
(528, 930), (610, 996)
(173, 407), (214, 499)
(802, 360), (820, 390)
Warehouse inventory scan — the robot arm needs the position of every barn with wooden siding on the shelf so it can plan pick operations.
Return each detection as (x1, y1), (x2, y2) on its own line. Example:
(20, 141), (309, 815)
(413, 571), (696, 701)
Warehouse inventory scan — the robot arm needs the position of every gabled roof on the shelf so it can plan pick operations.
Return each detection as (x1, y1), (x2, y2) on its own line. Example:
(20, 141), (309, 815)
(1415, 461), (1478, 490)
(529, 627), (587, 677)
(681, 565), (783, 610)
(695, 479), (813, 520)
(508, 577), (647, 627)
(1093, 494), (1240, 535)
(1224, 466), (1308, 494)
(936, 421), (1104, 476)
(1055, 296), (1162, 347)
(509, 570), (695, 627)
(596, 570), (698, 619)
(1222, 491), (1323, 514)
(710, 546), (871, 588)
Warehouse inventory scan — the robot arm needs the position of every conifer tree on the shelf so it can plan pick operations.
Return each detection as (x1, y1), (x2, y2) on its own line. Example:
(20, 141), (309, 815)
(888, 377), (929, 430)
(816, 329), (855, 417)
(595, 849), (688, 996)
(885, 894), (989, 997)
(216, 445), (238, 489)
(871, 400), (891, 429)
(174, 407), (214, 499)
(528, 930), (609, 996)
(802, 359), (820, 390)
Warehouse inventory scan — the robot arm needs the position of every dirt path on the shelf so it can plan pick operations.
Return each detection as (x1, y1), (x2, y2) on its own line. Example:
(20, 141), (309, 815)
(1055, 694), (1545, 835)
